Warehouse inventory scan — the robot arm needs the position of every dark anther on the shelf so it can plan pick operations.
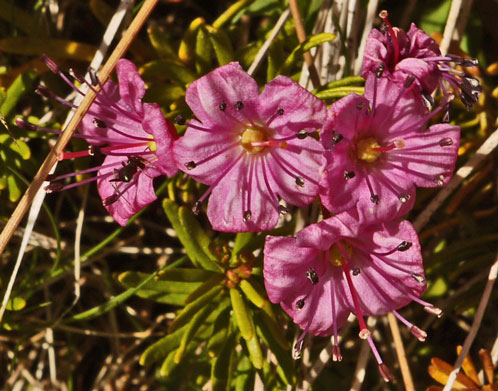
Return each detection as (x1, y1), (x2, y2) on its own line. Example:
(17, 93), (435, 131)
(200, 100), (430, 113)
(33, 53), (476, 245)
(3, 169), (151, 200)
(376, 63), (385, 78)
(370, 194), (379, 204)
(434, 175), (445, 186)
(352, 268), (361, 276)
(446, 54), (479, 67)
(296, 131), (308, 140)
(89, 70), (99, 86)
(296, 299), (305, 310)
(356, 102), (365, 110)
(45, 174), (57, 182)
(295, 177), (305, 187)
(331, 133), (343, 145)
(234, 101), (244, 110)
(103, 193), (120, 206)
(35, 86), (55, 99)
(185, 161), (197, 170)
(192, 201), (202, 215)
(68, 68), (85, 84)
(421, 89), (434, 108)
(219, 101), (227, 111)
(15, 118), (37, 131)
(398, 193), (410, 203)
(306, 267), (319, 285)
(93, 118), (107, 128)
(439, 138), (453, 147)
(278, 205), (289, 215)
(41, 54), (60, 73)
(344, 171), (356, 180)
(404, 74), (416, 88)
(411, 273), (425, 283)
(45, 182), (64, 193)
(443, 106), (451, 123)
(277, 108), (284, 115)
(397, 241), (412, 252)
(175, 115), (186, 125)
(88, 145), (99, 156)
(243, 210), (252, 222)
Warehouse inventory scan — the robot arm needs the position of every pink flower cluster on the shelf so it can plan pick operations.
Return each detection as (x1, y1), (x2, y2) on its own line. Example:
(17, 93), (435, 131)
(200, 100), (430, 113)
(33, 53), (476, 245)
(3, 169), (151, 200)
(20, 12), (480, 381)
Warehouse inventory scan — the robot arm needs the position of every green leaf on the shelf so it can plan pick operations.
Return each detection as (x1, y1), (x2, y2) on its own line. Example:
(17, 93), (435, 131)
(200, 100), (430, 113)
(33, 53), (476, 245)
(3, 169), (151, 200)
(278, 33), (336, 75)
(179, 17), (205, 65)
(318, 75), (365, 90)
(6, 297), (26, 311)
(239, 279), (266, 309)
(0, 38), (96, 62)
(185, 273), (225, 304)
(245, 335), (263, 370)
(140, 325), (186, 366)
(162, 199), (221, 272)
(211, 331), (236, 391)
(207, 306), (231, 358)
(231, 233), (254, 262)
(0, 70), (37, 118)
(213, 0), (252, 29)
(230, 287), (254, 341)
(7, 173), (21, 202)
(174, 302), (215, 364)
(118, 268), (218, 305)
(195, 25), (213, 74)
(315, 86), (364, 100)
(141, 59), (197, 85)
(147, 23), (177, 59)
(255, 313), (295, 385)
(69, 261), (177, 322)
(206, 25), (234, 66)
(168, 284), (223, 333)
(0, 134), (31, 159)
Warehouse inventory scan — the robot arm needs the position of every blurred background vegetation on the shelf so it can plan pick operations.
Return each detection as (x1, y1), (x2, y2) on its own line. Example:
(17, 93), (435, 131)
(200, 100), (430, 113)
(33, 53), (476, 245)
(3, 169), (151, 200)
(0, 0), (497, 390)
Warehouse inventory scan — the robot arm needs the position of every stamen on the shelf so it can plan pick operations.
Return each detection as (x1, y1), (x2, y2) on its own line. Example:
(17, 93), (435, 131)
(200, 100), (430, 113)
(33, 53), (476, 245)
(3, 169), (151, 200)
(410, 325), (427, 342)
(185, 161), (197, 170)
(296, 299), (305, 310)
(219, 101), (227, 111)
(378, 362), (394, 382)
(337, 242), (370, 339)
(424, 305), (444, 318)
(397, 241), (412, 251)
(234, 101), (244, 110)
(295, 177), (305, 187)
(265, 108), (284, 127)
(411, 273), (425, 283)
(192, 201), (202, 215)
(243, 210), (252, 221)
(278, 205), (289, 215)
(306, 267), (319, 285)
(379, 10), (399, 66)
(331, 133), (344, 145)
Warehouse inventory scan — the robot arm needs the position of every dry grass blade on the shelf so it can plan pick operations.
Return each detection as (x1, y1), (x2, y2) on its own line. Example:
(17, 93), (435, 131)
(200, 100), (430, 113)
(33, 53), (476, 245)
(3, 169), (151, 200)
(442, 253), (498, 391)
(387, 312), (415, 391)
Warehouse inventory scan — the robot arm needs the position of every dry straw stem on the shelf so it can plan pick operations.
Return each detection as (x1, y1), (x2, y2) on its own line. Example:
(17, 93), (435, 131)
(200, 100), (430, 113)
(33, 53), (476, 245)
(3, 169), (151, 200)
(387, 312), (415, 391)
(0, 0), (160, 258)
(442, 254), (498, 391)
(440, 0), (464, 56)
(289, 0), (321, 88)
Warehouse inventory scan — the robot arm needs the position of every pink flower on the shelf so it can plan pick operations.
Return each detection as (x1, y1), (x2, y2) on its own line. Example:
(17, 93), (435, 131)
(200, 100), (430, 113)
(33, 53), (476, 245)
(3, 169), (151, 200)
(362, 11), (481, 110)
(264, 210), (440, 381)
(19, 57), (178, 226)
(319, 73), (460, 223)
(173, 62), (326, 232)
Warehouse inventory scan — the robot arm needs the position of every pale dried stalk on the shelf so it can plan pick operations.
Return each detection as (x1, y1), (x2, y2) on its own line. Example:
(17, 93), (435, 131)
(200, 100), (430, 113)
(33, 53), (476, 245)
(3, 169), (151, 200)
(442, 254), (498, 391)
(0, 0), (159, 258)
(440, 0), (464, 55)
(247, 8), (290, 76)
(353, 0), (378, 75)
(350, 339), (371, 391)
(387, 312), (415, 391)
(413, 126), (498, 232)
(289, 0), (321, 88)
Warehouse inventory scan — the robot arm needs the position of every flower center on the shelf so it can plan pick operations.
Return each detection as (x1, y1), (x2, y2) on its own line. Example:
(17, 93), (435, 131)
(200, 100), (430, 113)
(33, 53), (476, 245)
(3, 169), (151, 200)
(241, 127), (267, 154)
(356, 137), (381, 163)
(329, 242), (353, 267)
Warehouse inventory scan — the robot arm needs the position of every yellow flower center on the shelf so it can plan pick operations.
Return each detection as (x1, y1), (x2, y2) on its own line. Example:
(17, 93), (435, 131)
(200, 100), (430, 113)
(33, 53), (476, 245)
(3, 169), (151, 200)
(356, 137), (381, 163)
(241, 128), (267, 154)
(329, 242), (353, 267)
